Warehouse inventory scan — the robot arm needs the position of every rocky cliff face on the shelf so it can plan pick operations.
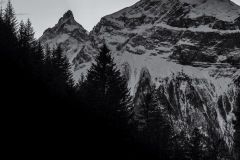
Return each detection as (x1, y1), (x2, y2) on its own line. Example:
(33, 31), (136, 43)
(40, 0), (240, 147)
(131, 58), (239, 147)
(87, 0), (240, 63)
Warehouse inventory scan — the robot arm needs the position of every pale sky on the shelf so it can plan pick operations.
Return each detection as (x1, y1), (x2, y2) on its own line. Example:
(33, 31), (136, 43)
(2, 0), (240, 38)
(9, 0), (139, 38)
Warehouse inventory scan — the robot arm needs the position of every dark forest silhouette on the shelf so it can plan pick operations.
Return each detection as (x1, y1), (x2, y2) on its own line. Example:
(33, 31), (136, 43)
(1, 1), (239, 159)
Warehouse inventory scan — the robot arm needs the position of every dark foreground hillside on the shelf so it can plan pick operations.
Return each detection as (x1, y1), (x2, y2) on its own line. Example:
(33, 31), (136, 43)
(1, 57), (161, 159)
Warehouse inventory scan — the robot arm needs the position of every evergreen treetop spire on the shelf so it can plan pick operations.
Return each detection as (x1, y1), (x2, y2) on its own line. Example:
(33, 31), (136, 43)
(25, 18), (35, 44)
(4, 0), (15, 21)
(0, 5), (3, 19)
(79, 44), (133, 130)
(4, 0), (17, 33)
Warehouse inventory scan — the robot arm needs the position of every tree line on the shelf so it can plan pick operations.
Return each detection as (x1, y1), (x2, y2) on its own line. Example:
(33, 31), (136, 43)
(1, 1), (239, 159)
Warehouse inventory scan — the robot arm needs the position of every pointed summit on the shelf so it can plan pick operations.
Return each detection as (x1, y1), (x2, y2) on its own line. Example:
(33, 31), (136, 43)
(63, 10), (74, 20)
(40, 9), (88, 38)
(39, 9), (89, 62)
(53, 10), (75, 26)
(58, 10), (75, 24)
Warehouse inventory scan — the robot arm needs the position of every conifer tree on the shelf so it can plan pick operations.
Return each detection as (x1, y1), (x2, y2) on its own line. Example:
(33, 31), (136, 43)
(0, 5), (4, 49)
(137, 86), (175, 159)
(17, 20), (28, 64)
(188, 128), (206, 160)
(18, 19), (35, 52)
(234, 90), (240, 160)
(44, 44), (52, 66)
(0, 4), (3, 17)
(80, 44), (133, 130)
(4, 0), (17, 34)
(45, 45), (74, 98)
(0, 0), (18, 67)
(168, 131), (190, 160)
(24, 19), (35, 45)
(17, 19), (43, 74)
(35, 41), (44, 64)
(54, 45), (73, 86)
(18, 20), (26, 44)
(0, 5), (3, 25)
(1, 0), (18, 59)
(0, 7), (4, 66)
(30, 41), (44, 76)
(25, 19), (44, 75)
(42, 44), (53, 83)
(137, 87), (159, 134)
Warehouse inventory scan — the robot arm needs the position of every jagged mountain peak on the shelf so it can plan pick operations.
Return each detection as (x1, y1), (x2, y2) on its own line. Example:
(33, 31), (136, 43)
(40, 10), (88, 37)
(39, 10), (89, 61)
(40, 10), (88, 42)
(57, 10), (78, 27)
(41, 10), (79, 35)
(57, 10), (76, 25)
(63, 10), (74, 19)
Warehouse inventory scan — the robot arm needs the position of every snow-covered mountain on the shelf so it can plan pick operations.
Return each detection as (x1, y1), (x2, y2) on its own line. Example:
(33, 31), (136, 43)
(89, 0), (240, 62)
(39, 10), (89, 63)
(40, 0), (240, 147)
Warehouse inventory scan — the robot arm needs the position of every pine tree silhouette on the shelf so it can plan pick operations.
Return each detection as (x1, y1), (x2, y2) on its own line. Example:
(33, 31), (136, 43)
(0, 5), (4, 54)
(24, 19), (35, 44)
(0, 0), (18, 60)
(0, 5), (3, 32)
(137, 86), (176, 159)
(75, 44), (157, 159)
(4, 0), (17, 34)
(80, 44), (134, 129)
(17, 19), (44, 78)
(137, 87), (159, 134)
(43, 45), (74, 99)
(168, 131), (190, 160)
(188, 128), (206, 160)
(31, 41), (44, 74)
(234, 88), (240, 160)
